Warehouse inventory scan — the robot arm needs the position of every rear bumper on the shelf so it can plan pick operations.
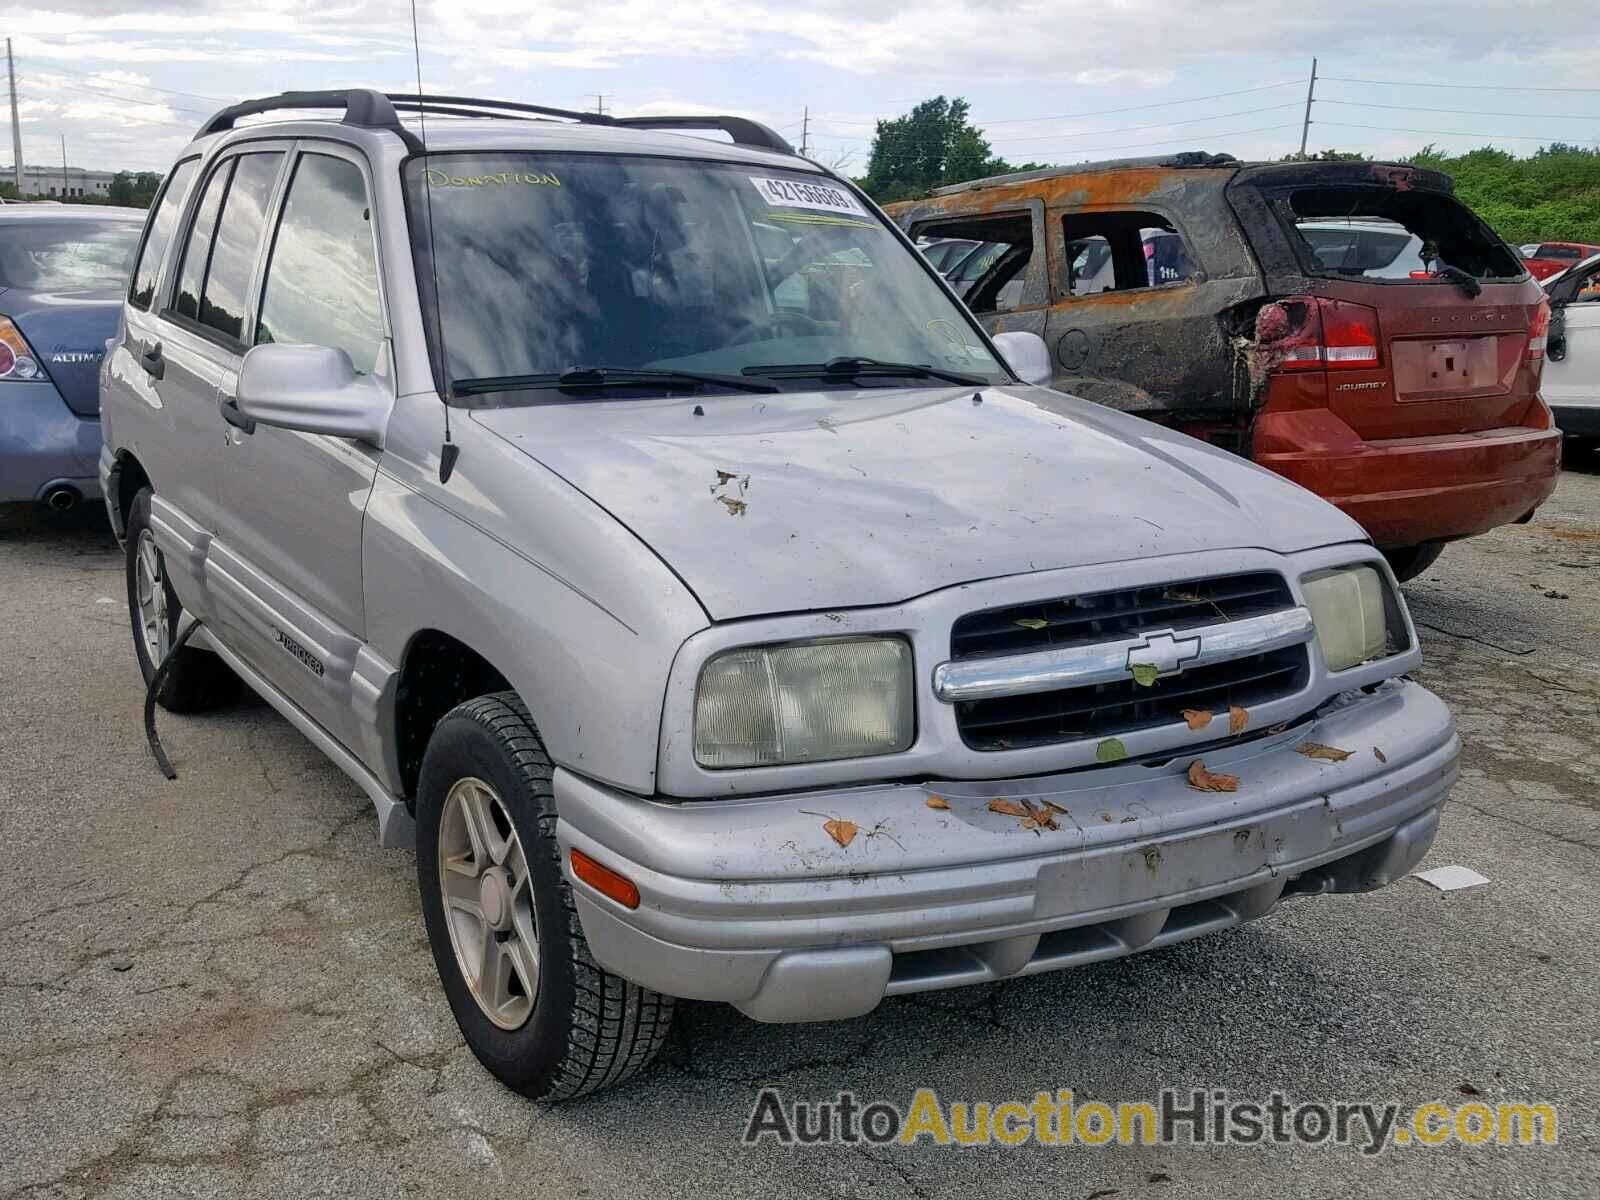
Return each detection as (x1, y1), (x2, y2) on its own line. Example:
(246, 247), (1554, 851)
(0, 380), (101, 504)
(556, 678), (1456, 1023)
(1254, 410), (1561, 548)
(1551, 405), (1600, 439)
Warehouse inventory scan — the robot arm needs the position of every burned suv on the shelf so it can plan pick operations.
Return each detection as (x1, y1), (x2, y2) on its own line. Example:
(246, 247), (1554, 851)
(891, 154), (1561, 580)
(102, 93), (1456, 1101)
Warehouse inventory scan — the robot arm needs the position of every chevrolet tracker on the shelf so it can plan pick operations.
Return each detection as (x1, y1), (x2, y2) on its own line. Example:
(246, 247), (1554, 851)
(100, 91), (1458, 1101)
(889, 155), (1561, 582)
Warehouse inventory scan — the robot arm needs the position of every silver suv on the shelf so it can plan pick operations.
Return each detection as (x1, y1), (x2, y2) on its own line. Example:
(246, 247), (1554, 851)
(100, 90), (1459, 1101)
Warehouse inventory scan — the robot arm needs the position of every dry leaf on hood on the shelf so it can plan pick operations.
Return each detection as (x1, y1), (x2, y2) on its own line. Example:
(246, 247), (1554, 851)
(1297, 742), (1353, 762)
(1229, 705), (1249, 735)
(1040, 799), (1071, 816)
(1130, 663), (1160, 688)
(823, 819), (858, 847)
(926, 795), (951, 811)
(1182, 708), (1213, 730)
(1187, 759), (1239, 792)
(716, 495), (748, 517)
(1373, 747), (1388, 764)
(988, 798), (1031, 819)
(1015, 618), (1049, 631)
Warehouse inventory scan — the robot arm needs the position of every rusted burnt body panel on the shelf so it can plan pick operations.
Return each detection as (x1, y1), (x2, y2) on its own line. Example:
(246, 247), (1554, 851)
(890, 164), (1262, 432)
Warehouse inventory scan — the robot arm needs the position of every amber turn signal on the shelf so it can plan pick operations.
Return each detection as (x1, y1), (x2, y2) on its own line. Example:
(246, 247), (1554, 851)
(570, 847), (640, 910)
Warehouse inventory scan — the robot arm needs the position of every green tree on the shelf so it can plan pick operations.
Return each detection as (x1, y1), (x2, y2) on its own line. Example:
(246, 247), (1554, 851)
(107, 170), (163, 209)
(1406, 144), (1600, 246)
(858, 96), (1046, 203)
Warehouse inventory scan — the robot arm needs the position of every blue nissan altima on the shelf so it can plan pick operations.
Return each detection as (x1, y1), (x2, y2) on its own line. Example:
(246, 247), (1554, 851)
(0, 204), (145, 513)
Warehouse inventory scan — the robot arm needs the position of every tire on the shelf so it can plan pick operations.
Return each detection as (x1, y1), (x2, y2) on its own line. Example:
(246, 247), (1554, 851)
(125, 487), (239, 713)
(416, 691), (674, 1101)
(1382, 543), (1445, 584)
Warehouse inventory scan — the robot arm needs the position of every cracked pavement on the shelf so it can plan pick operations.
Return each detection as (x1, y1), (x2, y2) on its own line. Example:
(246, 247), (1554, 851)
(3, 464), (1599, 1200)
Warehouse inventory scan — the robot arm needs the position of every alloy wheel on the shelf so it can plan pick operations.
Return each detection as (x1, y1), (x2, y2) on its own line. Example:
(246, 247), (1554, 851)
(437, 776), (540, 1030)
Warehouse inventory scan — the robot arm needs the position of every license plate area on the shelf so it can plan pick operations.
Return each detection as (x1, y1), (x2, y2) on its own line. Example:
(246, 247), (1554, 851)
(1391, 335), (1513, 401)
(1033, 825), (1263, 919)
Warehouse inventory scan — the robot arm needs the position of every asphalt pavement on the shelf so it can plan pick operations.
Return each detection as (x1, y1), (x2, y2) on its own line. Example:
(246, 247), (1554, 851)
(2, 465), (1597, 1199)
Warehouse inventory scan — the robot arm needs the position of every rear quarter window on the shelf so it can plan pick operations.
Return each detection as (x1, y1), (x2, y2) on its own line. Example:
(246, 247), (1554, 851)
(1277, 186), (1521, 282)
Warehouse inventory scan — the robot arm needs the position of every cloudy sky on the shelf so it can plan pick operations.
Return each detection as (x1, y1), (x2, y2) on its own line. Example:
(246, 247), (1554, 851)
(3, 0), (1597, 175)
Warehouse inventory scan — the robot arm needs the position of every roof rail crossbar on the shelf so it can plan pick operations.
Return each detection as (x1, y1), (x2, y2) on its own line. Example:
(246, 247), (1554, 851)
(388, 100), (540, 123)
(384, 93), (795, 154)
(386, 93), (612, 125)
(197, 88), (409, 140)
(610, 115), (793, 154)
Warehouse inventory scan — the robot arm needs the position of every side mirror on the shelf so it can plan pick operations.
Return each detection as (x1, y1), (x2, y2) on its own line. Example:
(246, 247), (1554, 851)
(235, 343), (392, 447)
(991, 330), (1052, 387)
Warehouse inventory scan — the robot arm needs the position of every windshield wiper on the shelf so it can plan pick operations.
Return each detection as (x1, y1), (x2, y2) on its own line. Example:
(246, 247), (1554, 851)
(455, 366), (779, 396)
(744, 356), (988, 387)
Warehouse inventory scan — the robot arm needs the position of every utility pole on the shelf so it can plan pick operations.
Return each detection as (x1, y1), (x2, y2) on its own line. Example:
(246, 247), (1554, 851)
(592, 94), (608, 117)
(800, 106), (809, 157)
(60, 133), (67, 196)
(7, 39), (22, 194)
(1298, 57), (1317, 159)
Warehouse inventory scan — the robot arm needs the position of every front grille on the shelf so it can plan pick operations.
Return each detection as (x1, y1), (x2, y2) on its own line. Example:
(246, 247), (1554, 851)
(949, 573), (1308, 752)
(951, 572), (1292, 659)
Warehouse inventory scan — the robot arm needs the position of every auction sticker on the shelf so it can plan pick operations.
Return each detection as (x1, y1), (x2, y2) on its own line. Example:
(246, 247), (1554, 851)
(748, 175), (866, 215)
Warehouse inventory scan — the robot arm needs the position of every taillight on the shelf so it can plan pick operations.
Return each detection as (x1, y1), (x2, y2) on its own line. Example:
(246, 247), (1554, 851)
(1526, 298), (1550, 362)
(0, 316), (43, 381)
(1258, 296), (1381, 372)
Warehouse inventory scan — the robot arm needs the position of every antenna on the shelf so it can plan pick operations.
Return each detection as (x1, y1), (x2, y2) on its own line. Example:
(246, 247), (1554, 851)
(410, 0), (458, 484)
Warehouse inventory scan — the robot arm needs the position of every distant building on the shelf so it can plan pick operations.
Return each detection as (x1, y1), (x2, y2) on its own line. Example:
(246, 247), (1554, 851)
(0, 164), (118, 198)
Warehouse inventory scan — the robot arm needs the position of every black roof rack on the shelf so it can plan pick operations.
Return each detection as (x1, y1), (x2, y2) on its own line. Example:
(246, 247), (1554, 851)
(195, 88), (794, 155)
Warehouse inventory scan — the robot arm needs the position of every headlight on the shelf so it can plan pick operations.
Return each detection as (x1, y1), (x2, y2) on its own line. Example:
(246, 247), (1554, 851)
(1301, 564), (1404, 671)
(694, 637), (914, 768)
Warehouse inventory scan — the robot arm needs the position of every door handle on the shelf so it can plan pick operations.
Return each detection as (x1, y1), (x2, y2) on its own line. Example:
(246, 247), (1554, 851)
(139, 342), (164, 380)
(219, 396), (256, 436)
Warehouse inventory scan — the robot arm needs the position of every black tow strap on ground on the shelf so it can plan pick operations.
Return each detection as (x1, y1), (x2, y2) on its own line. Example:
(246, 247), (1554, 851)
(145, 619), (202, 780)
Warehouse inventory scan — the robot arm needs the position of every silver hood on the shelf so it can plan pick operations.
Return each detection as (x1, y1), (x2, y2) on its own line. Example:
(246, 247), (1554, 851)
(471, 384), (1366, 621)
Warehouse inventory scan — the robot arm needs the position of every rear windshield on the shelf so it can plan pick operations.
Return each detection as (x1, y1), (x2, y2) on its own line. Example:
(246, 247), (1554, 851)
(1278, 186), (1521, 282)
(0, 219), (142, 291)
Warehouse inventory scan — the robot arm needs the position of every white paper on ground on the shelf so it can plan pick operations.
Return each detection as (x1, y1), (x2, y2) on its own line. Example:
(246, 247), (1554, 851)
(1412, 865), (1490, 891)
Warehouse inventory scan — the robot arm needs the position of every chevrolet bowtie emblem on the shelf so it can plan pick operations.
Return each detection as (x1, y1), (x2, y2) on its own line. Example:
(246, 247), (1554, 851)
(1127, 631), (1201, 678)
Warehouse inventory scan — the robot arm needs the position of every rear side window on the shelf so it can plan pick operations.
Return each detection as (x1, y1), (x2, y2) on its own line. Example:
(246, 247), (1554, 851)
(199, 153), (283, 341)
(256, 154), (385, 374)
(1061, 211), (1195, 297)
(129, 158), (198, 310)
(173, 160), (233, 322)
(1280, 186), (1520, 281)
(913, 214), (1033, 314)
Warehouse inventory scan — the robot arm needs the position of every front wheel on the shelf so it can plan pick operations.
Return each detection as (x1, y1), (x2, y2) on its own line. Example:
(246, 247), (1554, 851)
(415, 692), (673, 1101)
(1382, 543), (1445, 584)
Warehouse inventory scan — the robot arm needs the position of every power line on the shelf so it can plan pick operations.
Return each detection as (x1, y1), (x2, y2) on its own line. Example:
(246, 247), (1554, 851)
(983, 102), (1304, 146)
(1321, 75), (1600, 94)
(1316, 119), (1600, 144)
(809, 101), (1305, 146)
(1015, 121), (1301, 158)
(809, 78), (1310, 130)
(1318, 97), (1600, 121)
(14, 57), (230, 103)
(20, 71), (213, 118)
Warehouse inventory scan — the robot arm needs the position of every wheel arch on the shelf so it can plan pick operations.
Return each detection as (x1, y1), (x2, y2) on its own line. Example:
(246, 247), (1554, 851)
(393, 627), (514, 806)
(109, 449), (151, 543)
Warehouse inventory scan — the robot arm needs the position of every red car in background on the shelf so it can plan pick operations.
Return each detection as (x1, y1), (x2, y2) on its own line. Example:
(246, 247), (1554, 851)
(1523, 242), (1600, 281)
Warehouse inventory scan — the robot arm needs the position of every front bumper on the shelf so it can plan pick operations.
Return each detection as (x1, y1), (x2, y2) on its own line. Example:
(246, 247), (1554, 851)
(1253, 411), (1561, 548)
(557, 678), (1457, 1023)
(0, 380), (101, 504)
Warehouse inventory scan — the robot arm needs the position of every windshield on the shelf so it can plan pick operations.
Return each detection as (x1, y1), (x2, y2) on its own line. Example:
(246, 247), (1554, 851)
(0, 219), (141, 291)
(405, 153), (1008, 397)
